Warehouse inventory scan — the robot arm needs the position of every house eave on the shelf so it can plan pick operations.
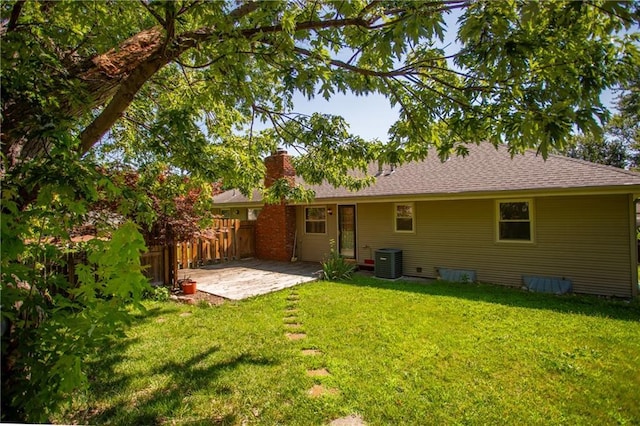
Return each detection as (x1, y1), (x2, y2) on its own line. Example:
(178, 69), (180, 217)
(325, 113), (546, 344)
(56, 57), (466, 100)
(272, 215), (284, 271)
(213, 201), (263, 208)
(300, 185), (640, 205)
(213, 185), (640, 207)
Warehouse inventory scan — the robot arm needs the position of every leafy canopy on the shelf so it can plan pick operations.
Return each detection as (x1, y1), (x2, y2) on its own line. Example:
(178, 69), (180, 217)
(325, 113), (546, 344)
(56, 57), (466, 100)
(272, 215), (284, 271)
(560, 75), (640, 168)
(1, 0), (639, 422)
(2, 1), (638, 190)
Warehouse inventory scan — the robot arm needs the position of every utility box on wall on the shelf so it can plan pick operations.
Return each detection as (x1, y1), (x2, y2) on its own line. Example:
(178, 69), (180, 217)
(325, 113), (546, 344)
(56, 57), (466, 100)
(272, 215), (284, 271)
(375, 248), (403, 279)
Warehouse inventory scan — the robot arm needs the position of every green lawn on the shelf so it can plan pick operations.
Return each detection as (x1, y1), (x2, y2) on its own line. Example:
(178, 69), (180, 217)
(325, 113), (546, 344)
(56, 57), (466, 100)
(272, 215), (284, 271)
(57, 276), (640, 425)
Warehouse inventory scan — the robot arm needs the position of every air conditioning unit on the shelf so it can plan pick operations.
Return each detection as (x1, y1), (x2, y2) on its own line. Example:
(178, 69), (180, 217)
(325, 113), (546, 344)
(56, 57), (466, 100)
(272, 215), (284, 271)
(374, 248), (403, 279)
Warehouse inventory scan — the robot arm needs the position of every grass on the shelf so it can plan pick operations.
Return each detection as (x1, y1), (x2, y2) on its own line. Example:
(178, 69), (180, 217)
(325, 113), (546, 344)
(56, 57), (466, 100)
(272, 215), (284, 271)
(56, 276), (640, 425)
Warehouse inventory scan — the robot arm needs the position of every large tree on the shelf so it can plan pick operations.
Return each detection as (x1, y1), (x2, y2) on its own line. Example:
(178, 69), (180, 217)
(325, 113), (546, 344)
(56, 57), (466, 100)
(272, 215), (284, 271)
(3, 1), (639, 182)
(1, 0), (639, 421)
(561, 76), (640, 168)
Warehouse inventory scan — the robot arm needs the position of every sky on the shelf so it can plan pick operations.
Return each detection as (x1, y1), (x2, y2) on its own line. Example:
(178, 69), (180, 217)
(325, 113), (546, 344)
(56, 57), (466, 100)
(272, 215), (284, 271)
(284, 9), (461, 143)
(290, 91), (399, 141)
(278, 8), (462, 143)
(288, 87), (619, 143)
(285, 8), (627, 144)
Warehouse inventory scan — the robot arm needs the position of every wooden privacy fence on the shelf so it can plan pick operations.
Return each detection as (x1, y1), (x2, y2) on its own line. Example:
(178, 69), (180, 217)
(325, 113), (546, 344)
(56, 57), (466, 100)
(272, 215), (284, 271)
(140, 245), (169, 286)
(176, 219), (255, 268)
(141, 219), (256, 286)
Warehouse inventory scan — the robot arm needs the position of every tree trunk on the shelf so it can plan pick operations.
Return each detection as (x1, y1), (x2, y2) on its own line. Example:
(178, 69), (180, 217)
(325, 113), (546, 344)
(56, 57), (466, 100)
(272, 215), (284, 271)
(1, 26), (166, 167)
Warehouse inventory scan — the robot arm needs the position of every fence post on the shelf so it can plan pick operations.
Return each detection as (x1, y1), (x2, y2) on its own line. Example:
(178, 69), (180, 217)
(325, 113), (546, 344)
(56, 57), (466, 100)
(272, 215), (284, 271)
(218, 226), (225, 260)
(181, 242), (188, 269)
(173, 244), (179, 288)
(163, 245), (170, 285)
(232, 219), (240, 259)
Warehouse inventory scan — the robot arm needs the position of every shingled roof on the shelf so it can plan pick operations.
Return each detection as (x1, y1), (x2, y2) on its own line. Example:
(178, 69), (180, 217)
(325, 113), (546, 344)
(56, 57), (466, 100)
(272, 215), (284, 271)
(214, 143), (640, 205)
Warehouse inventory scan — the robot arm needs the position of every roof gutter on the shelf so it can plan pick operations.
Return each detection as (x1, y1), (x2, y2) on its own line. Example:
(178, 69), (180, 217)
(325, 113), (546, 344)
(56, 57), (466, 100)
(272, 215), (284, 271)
(214, 185), (640, 207)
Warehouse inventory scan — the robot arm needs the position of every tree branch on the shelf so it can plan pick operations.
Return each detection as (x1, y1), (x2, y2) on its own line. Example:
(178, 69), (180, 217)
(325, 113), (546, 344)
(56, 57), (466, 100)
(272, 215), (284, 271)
(177, 0), (202, 17)
(79, 56), (169, 154)
(228, 1), (261, 19)
(122, 113), (171, 151)
(385, 77), (426, 143)
(60, 2), (471, 156)
(290, 45), (410, 77)
(584, 1), (638, 25)
(175, 54), (225, 69)
(76, 2), (263, 155)
(139, 0), (166, 27)
(7, 0), (25, 32)
(358, 1), (382, 18)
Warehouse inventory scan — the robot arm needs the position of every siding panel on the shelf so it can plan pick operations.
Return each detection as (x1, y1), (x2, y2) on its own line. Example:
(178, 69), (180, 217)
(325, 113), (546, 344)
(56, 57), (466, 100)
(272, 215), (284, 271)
(356, 195), (634, 297)
(296, 204), (338, 262)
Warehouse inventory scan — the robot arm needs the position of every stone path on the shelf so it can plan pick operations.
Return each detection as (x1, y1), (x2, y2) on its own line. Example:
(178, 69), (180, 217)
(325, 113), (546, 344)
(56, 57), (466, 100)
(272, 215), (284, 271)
(308, 384), (339, 397)
(330, 415), (367, 426)
(306, 368), (330, 377)
(285, 332), (306, 340)
(282, 289), (366, 426)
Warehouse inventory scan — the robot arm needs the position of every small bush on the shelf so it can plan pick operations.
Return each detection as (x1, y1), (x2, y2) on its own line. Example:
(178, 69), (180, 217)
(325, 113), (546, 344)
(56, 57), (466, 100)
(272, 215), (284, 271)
(322, 240), (355, 281)
(143, 286), (170, 301)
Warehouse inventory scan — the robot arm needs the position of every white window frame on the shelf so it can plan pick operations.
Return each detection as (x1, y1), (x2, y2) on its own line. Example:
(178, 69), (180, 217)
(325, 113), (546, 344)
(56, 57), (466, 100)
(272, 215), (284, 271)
(496, 199), (535, 243)
(305, 206), (327, 235)
(394, 202), (415, 233)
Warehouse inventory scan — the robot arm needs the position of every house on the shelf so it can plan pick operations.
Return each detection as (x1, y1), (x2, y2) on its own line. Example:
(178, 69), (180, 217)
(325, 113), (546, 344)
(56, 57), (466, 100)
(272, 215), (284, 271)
(213, 143), (640, 298)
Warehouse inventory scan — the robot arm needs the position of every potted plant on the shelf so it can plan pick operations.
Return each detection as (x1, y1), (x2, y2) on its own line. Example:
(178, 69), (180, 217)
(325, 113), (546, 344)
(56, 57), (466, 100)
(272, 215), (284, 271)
(179, 276), (197, 295)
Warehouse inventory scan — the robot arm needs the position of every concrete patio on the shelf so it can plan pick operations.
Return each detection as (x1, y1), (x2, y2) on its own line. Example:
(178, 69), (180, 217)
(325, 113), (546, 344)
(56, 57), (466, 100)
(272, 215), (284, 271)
(178, 259), (321, 300)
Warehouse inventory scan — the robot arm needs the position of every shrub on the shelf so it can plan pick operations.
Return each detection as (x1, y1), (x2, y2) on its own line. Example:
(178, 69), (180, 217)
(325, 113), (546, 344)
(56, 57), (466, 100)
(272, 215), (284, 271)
(144, 285), (170, 301)
(321, 240), (355, 281)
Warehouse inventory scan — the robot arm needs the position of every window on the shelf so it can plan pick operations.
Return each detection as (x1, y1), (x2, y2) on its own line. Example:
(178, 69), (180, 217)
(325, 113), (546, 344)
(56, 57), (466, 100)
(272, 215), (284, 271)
(497, 200), (533, 242)
(305, 207), (326, 234)
(394, 203), (414, 232)
(248, 208), (261, 220)
(220, 209), (230, 219)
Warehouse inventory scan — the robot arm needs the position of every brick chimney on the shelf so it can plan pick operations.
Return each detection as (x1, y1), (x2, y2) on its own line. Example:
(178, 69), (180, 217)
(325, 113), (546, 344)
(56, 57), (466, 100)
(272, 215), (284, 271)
(255, 149), (297, 261)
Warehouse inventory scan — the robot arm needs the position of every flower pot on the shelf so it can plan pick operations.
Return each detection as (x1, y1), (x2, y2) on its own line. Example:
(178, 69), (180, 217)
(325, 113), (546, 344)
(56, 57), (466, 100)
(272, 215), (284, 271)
(182, 280), (197, 295)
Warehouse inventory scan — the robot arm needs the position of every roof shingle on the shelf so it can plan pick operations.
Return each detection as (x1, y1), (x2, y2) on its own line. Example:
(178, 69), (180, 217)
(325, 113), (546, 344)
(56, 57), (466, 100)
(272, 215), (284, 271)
(214, 143), (640, 204)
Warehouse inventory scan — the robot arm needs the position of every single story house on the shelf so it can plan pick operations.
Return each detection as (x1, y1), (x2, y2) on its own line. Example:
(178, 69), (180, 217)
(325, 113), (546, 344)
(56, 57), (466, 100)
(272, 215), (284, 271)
(213, 143), (640, 298)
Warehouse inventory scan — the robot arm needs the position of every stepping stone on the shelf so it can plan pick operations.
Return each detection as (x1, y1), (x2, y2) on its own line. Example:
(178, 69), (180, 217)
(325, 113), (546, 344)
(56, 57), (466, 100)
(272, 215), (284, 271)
(283, 316), (298, 323)
(306, 368), (330, 377)
(285, 309), (299, 314)
(173, 295), (197, 305)
(285, 333), (306, 340)
(284, 323), (303, 329)
(307, 384), (339, 398)
(330, 414), (367, 426)
(156, 317), (166, 323)
(179, 312), (192, 317)
(301, 349), (322, 356)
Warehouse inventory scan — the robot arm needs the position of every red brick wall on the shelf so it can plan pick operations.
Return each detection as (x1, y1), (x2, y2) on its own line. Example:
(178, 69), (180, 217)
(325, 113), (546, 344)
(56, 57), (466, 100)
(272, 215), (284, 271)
(255, 150), (297, 261)
(264, 149), (295, 187)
